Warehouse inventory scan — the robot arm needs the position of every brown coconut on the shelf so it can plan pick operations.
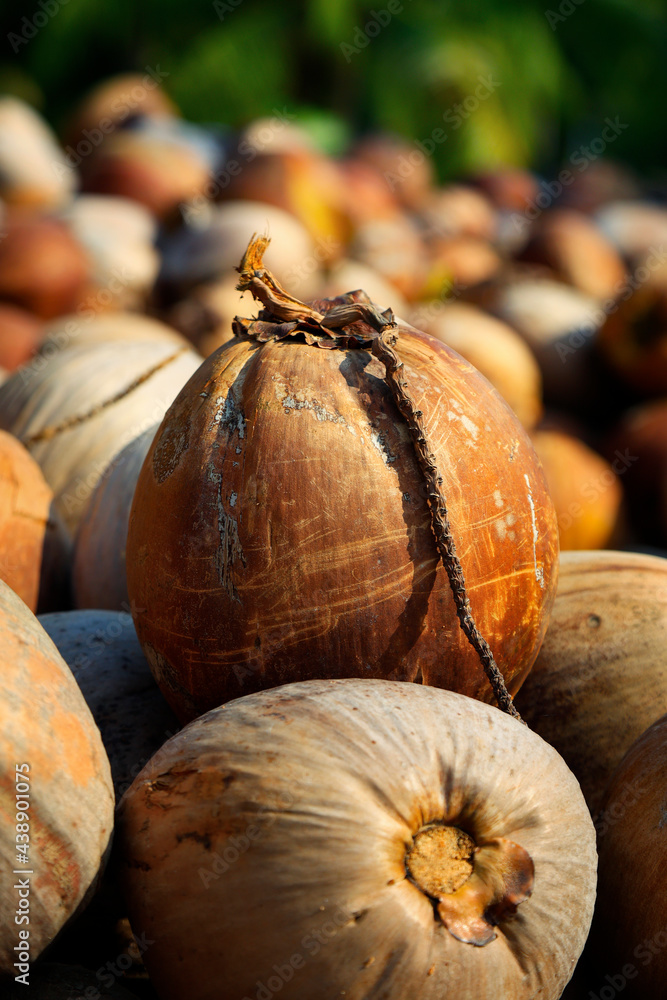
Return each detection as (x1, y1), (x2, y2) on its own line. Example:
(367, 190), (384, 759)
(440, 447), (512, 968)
(411, 301), (542, 429)
(0, 303), (42, 371)
(595, 199), (667, 264)
(73, 425), (157, 612)
(595, 273), (667, 395)
(425, 237), (502, 292)
(0, 339), (201, 534)
(38, 311), (187, 358)
(338, 158), (403, 228)
(164, 274), (248, 357)
(64, 73), (178, 152)
(515, 549), (667, 814)
(471, 169), (540, 213)
(0, 216), (91, 320)
(158, 200), (323, 302)
(587, 713), (667, 996)
(352, 133), (437, 211)
(0, 581), (113, 974)
(117, 679), (596, 1000)
(0, 429), (65, 611)
(39, 610), (179, 800)
(0, 97), (75, 211)
(58, 195), (159, 310)
(126, 289), (558, 722)
(420, 185), (498, 242)
(605, 399), (667, 542)
(348, 213), (430, 301)
(475, 275), (603, 408)
(530, 429), (624, 550)
(517, 209), (627, 302)
(218, 148), (350, 257)
(81, 131), (210, 220)
(318, 259), (410, 317)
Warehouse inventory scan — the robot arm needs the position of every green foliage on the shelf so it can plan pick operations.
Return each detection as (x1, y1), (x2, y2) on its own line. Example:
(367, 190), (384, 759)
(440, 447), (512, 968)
(1, 0), (665, 178)
(166, 10), (292, 125)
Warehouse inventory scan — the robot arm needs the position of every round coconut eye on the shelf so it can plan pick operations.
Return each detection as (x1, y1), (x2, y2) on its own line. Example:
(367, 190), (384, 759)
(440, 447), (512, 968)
(406, 824), (476, 897)
(406, 822), (535, 947)
(117, 679), (597, 1000)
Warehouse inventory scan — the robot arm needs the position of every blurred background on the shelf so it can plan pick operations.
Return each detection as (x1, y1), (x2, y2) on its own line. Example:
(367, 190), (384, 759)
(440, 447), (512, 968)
(1, 0), (666, 178)
(2, 0), (667, 573)
(1, 10), (667, 996)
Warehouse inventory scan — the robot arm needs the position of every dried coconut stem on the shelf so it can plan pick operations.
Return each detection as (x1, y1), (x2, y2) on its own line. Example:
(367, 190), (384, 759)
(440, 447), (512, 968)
(371, 331), (522, 721)
(236, 234), (522, 721)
